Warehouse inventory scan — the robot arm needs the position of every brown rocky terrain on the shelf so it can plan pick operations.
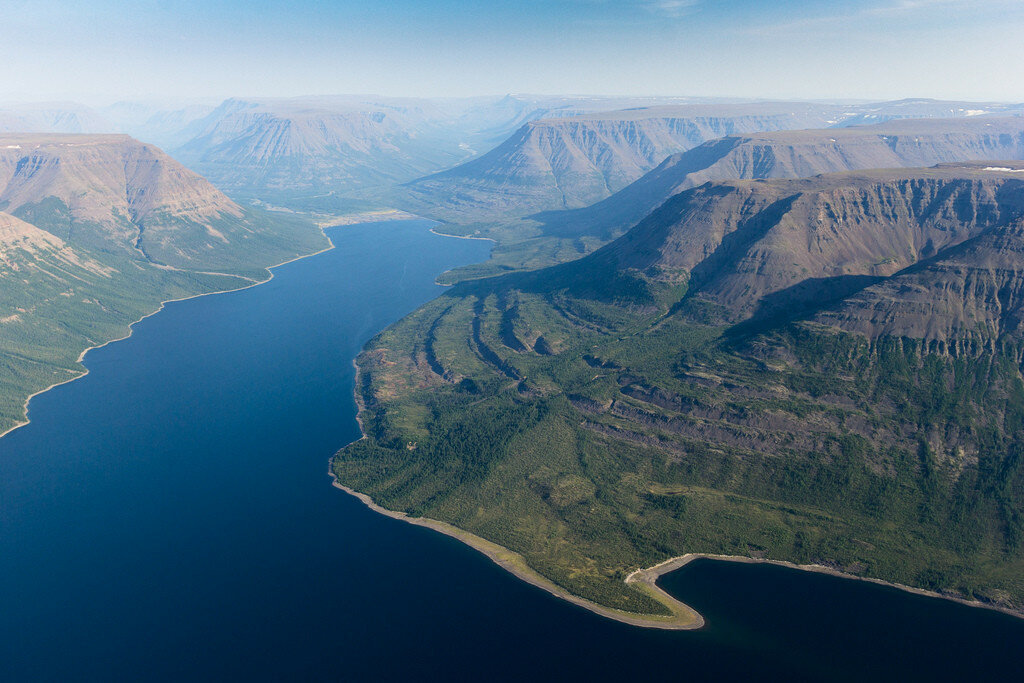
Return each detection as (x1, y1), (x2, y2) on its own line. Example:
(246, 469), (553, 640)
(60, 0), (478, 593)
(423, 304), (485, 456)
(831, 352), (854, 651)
(400, 102), (854, 221)
(536, 117), (1024, 240)
(590, 164), (1024, 344)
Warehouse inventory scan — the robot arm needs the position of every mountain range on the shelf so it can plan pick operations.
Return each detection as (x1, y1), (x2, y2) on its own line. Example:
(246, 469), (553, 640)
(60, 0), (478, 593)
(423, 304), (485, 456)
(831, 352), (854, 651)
(399, 100), (1024, 224)
(537, 117), (1024, 241)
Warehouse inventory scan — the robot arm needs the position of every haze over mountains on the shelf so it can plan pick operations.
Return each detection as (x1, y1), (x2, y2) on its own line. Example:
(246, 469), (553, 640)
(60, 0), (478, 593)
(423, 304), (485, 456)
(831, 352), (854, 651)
(5, 90), (1024, 626)
(400, 103), (845, 221)
(4, 96), (1022, 217)
(537, 117), (1024, 242)
(398, 100), (1024, 224)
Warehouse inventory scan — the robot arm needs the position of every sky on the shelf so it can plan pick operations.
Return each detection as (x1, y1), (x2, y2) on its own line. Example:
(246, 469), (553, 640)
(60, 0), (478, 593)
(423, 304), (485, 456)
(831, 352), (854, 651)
(1, 0), (1023, 104)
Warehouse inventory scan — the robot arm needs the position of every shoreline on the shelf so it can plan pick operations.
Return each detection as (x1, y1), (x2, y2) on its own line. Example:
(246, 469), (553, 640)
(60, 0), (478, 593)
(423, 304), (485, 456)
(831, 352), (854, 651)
(338, 344), (1024, 630)
(330, 466), (1024, 628)
(427, 227), (497, 286)
(328, 472), (704, 630)
(0, 226), (337, 442)
(428, 226), (497, 243)
(339, 348), (699, 628)
(632, 553), (1024, 622)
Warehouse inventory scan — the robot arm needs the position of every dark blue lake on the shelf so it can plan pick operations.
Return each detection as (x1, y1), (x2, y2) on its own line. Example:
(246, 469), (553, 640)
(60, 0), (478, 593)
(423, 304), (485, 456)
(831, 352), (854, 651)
(1, 220), (1021, 681)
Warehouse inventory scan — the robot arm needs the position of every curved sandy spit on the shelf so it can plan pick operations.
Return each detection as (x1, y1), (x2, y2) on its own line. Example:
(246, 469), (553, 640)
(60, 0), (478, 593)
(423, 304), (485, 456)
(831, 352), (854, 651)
(329, 470), (1024, 629)
(337, 336), (1024, 630)
(329, 474), (704, 630)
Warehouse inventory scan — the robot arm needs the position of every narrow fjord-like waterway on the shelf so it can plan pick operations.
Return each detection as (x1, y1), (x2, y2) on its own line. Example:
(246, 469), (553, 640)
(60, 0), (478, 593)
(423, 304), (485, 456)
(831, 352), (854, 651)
(1, 220), (1021, 681)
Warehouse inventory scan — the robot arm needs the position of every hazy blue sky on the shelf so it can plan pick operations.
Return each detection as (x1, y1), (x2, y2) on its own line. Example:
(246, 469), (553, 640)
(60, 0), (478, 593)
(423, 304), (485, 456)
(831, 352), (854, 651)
(2, 0), (1023, 103)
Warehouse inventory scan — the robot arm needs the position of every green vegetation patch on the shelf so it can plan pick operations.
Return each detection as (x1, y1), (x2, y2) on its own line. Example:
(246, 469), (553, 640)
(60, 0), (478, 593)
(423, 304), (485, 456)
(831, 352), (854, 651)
(335, 268), (1024, 616)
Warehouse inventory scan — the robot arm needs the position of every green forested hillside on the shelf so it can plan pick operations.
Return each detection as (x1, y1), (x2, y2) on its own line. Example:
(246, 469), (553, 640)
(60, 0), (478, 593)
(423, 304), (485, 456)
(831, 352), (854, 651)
(334, 166), (1024, 616)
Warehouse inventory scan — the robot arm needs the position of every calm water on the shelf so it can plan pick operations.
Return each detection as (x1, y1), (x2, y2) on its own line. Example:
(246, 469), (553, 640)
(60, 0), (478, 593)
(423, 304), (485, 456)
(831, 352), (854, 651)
(1, 220), (1021, 681)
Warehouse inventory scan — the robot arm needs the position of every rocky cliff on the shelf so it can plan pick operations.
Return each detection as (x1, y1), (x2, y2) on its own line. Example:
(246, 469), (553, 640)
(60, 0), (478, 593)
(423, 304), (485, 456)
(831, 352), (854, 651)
(401, 102), (853, 221)
(587, 164), (1024, 345)
(538, 117), (1024, 240)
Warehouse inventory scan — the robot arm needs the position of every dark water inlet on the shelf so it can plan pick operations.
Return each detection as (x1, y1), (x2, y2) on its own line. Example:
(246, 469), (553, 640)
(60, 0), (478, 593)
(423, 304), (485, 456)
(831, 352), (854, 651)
(1, 220), (1021, 682)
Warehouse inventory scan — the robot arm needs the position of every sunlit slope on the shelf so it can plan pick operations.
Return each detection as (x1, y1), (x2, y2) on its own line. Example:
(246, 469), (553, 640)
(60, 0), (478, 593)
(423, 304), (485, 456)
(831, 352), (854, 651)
(436, 116), (1024, 283)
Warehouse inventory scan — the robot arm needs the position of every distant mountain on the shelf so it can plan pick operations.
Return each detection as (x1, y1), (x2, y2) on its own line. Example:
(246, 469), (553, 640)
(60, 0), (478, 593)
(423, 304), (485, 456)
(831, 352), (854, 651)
(432, 93), (720, 152)
(0, 134), (326, 434)
(0, 102), (114, 134)
(335, 163), (1024, 621)
(173, 96), (475, 204)
(536, 117), (1024, 240)
(399, 102), (853, 222)
(829, 98), (1024, 127)
(400, 100), (1024, 225)
(100, 100), (219, 150)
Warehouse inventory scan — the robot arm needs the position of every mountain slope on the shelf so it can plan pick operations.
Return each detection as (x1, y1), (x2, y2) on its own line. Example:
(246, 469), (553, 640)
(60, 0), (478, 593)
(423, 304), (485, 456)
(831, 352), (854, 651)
(400, 102), (853, 222)
(334, 164), (1024, 620)
(536, 117), (1024, 241)
(0, 134), (327, 434)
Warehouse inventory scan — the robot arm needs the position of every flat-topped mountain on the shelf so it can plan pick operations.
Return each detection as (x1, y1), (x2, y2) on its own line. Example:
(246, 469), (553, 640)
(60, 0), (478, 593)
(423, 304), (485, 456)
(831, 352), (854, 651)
(335, 163), (1024, 621)
(435, 93), (717, 151)
(832, 98), (1024, 126)
(536, 117), (1024, 240)
(0, 133), (326, 434)
(587, 164), (1024, 344)
(400, 102), (853, 221)
(0, 134), (292, 270)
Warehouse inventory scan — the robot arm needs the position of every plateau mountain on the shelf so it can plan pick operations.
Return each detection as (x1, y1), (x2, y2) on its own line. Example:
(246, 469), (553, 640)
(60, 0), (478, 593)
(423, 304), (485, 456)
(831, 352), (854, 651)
(172, 96), (478, 208)
(537, 117), (1024, 241)
(399, 102), (852, 223)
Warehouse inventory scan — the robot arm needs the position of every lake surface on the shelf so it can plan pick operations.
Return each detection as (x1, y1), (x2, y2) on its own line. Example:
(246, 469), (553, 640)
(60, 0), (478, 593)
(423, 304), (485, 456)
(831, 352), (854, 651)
(1, 220), (1021, 681)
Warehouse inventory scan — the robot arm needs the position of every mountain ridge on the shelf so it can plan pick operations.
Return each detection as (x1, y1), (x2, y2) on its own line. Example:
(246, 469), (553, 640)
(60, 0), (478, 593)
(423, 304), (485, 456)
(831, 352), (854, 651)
(534, 117), (1024, 241)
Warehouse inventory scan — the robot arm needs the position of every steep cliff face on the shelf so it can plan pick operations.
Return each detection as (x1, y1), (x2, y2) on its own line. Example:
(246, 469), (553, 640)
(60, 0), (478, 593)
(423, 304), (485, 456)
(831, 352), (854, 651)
(0, 134), (304, 270)
(0, 135), (240, 222)
(401, 102), (851, 220)
(538, 117), (1024, 240)
(588, 165), (1024, 343)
